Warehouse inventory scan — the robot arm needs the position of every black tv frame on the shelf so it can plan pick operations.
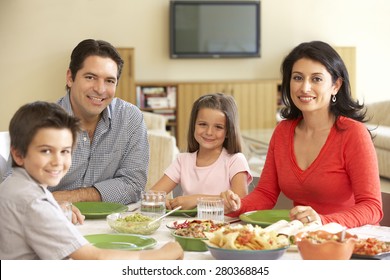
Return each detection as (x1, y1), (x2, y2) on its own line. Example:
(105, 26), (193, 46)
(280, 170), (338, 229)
(169, 0), (261, 59)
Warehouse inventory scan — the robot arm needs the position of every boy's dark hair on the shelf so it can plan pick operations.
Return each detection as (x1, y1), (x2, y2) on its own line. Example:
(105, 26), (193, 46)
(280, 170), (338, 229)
(187, 93), (242, 153)
(66, 39), (124, 92)
(9, 101), (80, 167)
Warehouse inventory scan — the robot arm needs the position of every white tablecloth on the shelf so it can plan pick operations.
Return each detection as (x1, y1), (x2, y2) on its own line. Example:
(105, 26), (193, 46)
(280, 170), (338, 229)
(75, 207), (301, 260)
(75, 204), (390, 260)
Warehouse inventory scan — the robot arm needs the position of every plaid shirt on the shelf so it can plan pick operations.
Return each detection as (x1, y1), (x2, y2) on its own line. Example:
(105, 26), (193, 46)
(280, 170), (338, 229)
(50, 94), (149, 205)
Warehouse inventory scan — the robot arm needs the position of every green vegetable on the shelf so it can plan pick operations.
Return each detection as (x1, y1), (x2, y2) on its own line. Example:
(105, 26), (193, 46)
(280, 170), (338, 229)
(109, 213), (160, 235)
(117, 213), (152, 223)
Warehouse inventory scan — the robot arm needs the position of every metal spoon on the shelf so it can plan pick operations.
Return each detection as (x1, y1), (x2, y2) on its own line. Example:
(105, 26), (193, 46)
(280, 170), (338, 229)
(148, 206), (182, 226)
(340, 228), (346, 242)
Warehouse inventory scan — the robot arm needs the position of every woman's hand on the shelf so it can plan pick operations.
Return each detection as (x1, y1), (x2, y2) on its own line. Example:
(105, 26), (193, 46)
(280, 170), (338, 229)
(220, 190), (241, 214)
(290, 205), (322, 225)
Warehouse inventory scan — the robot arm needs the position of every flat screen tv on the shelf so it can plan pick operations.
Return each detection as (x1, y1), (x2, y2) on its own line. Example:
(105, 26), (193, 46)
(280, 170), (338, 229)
(170, 0), (261, 58)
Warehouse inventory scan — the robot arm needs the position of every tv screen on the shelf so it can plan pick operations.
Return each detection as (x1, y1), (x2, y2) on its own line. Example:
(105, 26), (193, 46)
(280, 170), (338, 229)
(170, 0), (261, 58)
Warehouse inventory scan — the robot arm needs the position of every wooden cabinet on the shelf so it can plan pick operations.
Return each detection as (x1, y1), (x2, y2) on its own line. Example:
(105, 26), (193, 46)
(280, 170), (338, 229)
(176, 80), (280, 151)
(135, 82), (178, 138)
(116, 48), (136, 104)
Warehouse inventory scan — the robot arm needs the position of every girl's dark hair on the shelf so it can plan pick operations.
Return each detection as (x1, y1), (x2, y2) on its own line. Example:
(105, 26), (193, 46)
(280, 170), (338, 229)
(66, 39), (124, 92)
(187, 93), (242, 153)
(280, 41), (366, 123)
(9, 101), (80, 167)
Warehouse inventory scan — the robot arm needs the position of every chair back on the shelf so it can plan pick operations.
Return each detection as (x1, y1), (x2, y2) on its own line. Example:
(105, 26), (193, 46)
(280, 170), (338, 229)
(249, 176), (293, 210)
(0, 131), (10, 161)
(142, 111), (167, 132)
(146, 130), (178, 195)
(0, 131), (10, 181)
(380, 192), (390, 226)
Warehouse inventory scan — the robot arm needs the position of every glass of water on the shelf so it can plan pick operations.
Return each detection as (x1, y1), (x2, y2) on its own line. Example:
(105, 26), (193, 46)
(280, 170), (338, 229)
(140, 191), (166, 218)
(197, 197), (224, 222)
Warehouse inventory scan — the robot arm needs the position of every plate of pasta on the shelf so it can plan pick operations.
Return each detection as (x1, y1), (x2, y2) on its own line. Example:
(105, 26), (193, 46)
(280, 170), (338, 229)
(203, 224), (290, 260)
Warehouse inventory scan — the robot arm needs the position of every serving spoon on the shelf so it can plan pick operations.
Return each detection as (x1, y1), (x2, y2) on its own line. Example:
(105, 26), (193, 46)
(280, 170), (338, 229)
(148, 206), (182, 226)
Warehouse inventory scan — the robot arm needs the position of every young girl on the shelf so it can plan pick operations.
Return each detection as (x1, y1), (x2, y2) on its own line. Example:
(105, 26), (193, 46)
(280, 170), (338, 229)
(151, 93), (252, 210)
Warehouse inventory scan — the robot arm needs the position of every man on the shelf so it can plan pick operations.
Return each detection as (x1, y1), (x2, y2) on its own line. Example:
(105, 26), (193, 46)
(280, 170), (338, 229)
(50, 39), (149, 205)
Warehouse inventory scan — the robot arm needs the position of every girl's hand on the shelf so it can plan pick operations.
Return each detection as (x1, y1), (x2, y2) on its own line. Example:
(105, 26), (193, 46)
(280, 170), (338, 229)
(220, 190), (241, 214)
(289, 205), (322, 225)
(167, 196), (197, 210)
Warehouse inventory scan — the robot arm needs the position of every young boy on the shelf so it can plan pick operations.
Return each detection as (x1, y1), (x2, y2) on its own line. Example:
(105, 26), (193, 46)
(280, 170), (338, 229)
(0, 101), (183, 260)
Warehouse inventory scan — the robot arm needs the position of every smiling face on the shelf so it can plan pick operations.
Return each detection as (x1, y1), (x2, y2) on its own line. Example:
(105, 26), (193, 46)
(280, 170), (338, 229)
(66, 55), (118, 122)
(194, 108), (227, 153)
(290, 58), (341, 115)
(12, 128), (73, 188)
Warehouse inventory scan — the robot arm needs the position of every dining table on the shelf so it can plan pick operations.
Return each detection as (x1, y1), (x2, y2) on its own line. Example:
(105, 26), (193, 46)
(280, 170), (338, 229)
(75, 202), (390, 260)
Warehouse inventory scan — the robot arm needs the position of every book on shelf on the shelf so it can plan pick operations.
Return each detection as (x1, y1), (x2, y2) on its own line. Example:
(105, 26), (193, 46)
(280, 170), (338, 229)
(136, 85), (177, 109)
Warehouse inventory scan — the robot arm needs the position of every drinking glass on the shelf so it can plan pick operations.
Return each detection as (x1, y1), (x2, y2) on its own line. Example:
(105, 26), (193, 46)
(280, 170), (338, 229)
(58, 201), (72, 222)
(140, 191), (166, 218)
(197, 197), (224, 222)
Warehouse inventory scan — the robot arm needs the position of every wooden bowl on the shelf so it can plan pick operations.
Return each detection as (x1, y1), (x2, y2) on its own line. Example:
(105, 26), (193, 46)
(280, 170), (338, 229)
(295, 230), (357, 260)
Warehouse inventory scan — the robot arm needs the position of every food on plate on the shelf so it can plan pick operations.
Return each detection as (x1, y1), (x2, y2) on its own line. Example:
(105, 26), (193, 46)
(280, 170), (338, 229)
(106, 212), (161, 235)
(295, 230), (357, 244)
(263, 220), (289, 232)
(295, 230), (357, 260)
(270, 220), (304, 237)
(204, 224), (289, 250)
(173, 219), (227, 238)
(118, 212), (152, 222)
(353, 238), (390, 256)
(264, 220), (346, 245)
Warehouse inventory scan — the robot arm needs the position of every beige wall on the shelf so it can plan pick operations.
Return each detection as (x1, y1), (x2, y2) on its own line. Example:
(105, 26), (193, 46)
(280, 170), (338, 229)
(1, 0), (389, 130)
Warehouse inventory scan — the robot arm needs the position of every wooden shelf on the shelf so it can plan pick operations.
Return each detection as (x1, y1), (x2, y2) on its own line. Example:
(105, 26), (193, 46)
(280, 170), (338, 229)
(136, 83), (178, 140)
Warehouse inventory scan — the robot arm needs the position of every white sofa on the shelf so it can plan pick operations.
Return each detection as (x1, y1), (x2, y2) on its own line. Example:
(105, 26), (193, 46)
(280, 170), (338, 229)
(365, 100), (390, 179)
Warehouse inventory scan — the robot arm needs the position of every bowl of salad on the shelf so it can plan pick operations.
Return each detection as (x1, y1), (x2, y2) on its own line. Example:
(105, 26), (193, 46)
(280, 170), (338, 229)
(171, 219), (227, 251)
(295, 230), (357, 260)
(107, 212), (161, 235)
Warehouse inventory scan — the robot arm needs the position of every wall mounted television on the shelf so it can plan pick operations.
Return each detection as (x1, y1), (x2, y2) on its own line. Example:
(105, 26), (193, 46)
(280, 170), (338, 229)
(170, 0), (261, 59)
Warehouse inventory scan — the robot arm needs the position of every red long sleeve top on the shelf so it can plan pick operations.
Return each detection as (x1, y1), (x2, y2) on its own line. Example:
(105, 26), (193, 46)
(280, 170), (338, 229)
(232, 116), (383, 228)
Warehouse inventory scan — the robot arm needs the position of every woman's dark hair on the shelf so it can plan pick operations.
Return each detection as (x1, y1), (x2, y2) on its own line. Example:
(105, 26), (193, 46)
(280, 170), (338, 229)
(187, 93), (242, 153)
(66, 39), (124, 92)
(9, 101), (80, 167)
(280, 41), (366, 123)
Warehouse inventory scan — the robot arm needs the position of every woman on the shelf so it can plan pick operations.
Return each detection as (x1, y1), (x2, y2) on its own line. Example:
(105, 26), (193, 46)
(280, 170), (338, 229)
(222, 41), (383, 228)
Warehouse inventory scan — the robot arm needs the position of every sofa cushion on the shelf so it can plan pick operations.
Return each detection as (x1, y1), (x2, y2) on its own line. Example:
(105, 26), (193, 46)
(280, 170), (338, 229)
(367, 124), (390, 150)
(366, 101), (390, 126)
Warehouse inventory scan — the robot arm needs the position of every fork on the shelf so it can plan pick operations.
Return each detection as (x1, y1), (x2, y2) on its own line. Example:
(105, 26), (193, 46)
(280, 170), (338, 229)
(181, 212), (192, 218)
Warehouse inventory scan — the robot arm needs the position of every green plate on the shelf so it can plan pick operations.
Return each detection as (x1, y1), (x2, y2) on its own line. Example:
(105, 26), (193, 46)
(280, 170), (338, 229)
(85, 234), (157, 250)
(239, 209), (290, 227)
(73, 202), (128, 219)
(166, 208), (197, 217)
